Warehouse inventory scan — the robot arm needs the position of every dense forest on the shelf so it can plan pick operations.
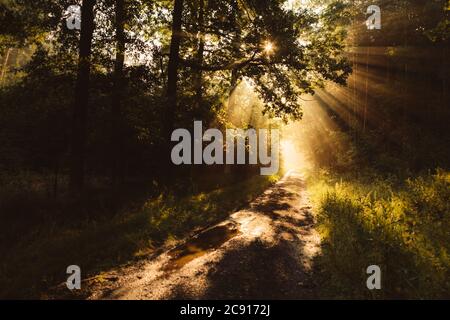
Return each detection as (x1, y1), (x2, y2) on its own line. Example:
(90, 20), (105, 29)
(0, 0), (449, 299)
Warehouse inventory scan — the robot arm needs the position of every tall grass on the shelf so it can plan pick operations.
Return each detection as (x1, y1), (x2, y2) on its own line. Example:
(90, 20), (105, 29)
(308, 169), (450, 299)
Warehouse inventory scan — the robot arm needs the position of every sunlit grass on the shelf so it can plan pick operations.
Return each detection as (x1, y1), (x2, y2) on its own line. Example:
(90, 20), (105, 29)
(307, 169), (450, 299)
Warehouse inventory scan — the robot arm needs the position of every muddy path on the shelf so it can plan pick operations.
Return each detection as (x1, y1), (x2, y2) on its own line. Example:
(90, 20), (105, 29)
(81, 171), (321, 300)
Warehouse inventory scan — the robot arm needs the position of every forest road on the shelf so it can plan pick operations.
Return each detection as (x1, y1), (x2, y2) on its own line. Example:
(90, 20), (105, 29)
(86, 171), (321, 300)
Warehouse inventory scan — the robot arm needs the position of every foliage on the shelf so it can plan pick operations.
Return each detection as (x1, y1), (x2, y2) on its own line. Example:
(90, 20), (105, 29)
(308, 169), (450, 299)
(0, 0), (449, 299)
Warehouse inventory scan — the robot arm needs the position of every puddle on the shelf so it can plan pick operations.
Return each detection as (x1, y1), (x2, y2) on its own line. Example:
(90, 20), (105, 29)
(164, 222), (240, 271)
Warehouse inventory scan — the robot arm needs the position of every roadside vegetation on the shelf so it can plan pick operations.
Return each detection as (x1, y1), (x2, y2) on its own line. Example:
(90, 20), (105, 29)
(308, 169), (450, 299)
(0, 173), (279, 298)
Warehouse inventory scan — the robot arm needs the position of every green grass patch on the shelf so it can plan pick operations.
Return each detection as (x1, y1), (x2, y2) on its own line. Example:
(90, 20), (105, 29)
(308, 169), (450, 299)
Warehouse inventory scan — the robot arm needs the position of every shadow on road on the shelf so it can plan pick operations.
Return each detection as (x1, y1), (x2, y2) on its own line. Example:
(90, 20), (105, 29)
(168, 174), (320, 300)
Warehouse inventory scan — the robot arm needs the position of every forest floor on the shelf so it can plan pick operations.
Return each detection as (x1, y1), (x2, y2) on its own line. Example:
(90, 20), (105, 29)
(60, 171), (321, 300)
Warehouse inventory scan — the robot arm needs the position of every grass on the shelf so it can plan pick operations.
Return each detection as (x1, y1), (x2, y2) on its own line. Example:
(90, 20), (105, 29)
(0, 172), (280, 299)
(307, 169), (450, 299)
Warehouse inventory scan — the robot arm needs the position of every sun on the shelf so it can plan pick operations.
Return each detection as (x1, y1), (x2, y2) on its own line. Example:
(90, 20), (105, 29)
(263, 41), (275, 55)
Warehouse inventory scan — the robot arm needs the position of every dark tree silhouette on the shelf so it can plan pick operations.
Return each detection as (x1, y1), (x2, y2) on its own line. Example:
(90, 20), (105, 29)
(111, 0), (127, 187)
(164, 0), (184, 141)
(70, 0), (97, 193)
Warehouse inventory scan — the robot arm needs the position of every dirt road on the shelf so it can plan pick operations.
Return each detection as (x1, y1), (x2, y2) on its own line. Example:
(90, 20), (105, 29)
(86, 171), (321, 300)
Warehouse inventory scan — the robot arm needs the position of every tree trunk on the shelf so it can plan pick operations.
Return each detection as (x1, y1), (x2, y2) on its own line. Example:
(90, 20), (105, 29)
(111, 0), (126, 188)
(1, 48), (12, 85)
(164, 0), (184, 141)
(69, 0), (96, 193)
(225, 0), (240, 175)
(227, 0), (241, 113)
(193, 0), (205, 118)
(161, 0), (184, 184)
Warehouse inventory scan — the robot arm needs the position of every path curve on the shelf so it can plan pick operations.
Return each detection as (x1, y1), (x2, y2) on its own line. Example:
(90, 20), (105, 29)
(87, 171), (321, 300)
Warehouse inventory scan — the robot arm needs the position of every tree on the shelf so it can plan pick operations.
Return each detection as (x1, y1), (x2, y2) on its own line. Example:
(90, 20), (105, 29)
(70, 0), (97, 193)
(193, 0), (206, 118)
(111, 0), (127, 187)
(172, 0), (352, 122)
(164, 0), (184, 142)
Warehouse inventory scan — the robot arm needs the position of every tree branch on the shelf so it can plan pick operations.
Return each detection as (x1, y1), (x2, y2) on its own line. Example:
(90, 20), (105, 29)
(180, 51), (258, 71)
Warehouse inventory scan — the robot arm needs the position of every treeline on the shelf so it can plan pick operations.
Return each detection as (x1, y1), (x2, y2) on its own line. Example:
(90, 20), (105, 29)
(0, 0), (356, 197)
(304, 0), (450, 174)
(300, 1), (450, 299)
(0, 0), (447, 209)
